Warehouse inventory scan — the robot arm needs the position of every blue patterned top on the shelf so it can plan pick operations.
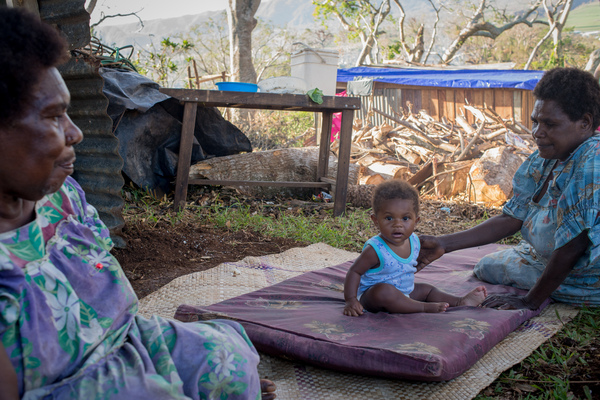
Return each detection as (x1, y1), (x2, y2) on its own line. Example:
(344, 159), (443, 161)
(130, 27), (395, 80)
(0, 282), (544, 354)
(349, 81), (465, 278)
(503, 135), (600, 289)
(357, 234), (420, 297)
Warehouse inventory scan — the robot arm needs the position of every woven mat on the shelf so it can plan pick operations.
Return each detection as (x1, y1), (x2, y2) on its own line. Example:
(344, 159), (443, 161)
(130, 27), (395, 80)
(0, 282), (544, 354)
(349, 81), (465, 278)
(138, 243), (579, 400)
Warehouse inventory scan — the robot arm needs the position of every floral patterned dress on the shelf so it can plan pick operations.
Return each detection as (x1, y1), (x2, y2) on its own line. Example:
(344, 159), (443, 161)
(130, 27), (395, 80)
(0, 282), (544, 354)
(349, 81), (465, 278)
(474, 135), (600, 305)
(0, 177), (261, 399)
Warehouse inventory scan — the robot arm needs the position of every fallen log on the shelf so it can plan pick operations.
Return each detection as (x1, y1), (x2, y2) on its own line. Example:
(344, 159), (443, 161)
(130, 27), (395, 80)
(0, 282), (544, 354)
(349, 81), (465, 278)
(189, 146), (359, 198)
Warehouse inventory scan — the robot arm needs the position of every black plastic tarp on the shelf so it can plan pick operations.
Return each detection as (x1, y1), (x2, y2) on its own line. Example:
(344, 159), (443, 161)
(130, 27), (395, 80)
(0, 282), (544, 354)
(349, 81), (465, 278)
(100, 68), (252, 194)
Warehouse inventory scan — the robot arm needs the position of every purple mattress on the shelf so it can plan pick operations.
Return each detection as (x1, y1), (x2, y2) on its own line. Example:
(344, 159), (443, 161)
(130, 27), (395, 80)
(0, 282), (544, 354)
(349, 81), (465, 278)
(175, 244), (549, 381)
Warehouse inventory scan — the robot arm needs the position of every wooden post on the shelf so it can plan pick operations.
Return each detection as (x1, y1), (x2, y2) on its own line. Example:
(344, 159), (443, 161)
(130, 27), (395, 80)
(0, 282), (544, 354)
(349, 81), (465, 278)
(333, 109), (354, 217)
(192, 59), (200, 89)
(317, 112), (333, 183)
(173, 102), (198, 211)
(187, 66), (194, 89)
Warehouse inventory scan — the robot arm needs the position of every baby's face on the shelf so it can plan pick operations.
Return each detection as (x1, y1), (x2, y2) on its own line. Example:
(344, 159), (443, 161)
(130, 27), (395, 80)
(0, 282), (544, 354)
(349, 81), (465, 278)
(371, 198), (419, 248)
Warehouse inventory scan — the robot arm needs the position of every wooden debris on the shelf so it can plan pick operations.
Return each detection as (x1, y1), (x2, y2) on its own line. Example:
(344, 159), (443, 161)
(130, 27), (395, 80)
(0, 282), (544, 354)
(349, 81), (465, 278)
(333, 103), (535, 206)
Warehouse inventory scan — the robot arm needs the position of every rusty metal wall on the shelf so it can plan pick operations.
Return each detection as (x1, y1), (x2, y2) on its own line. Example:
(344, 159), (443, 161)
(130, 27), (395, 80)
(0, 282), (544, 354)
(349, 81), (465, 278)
(38, 0), (126, 246)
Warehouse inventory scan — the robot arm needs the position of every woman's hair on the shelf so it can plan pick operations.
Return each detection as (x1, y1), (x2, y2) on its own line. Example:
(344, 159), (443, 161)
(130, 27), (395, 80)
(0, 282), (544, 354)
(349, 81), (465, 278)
(372, 180), (419, 215)
(533, 67), (600, 130)
(0, 7), (69, 124)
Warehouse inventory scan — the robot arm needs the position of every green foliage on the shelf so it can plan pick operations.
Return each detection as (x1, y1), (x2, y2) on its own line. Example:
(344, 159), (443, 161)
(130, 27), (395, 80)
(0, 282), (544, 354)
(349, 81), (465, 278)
(237, 110), (315, 151)
(474, 306), (600, 400)
(313, 0), (362, 40)
(134, 36), (194, 87)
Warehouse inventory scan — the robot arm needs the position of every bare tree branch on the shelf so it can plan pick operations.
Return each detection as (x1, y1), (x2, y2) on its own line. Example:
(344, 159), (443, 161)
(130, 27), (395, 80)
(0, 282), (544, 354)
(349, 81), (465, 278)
(422, 0), (443, 64)
(91, 11), (144, 30)
(354, 0), (391, 65)
(441, 0), (544, 64)
(523, 0), (573, 69)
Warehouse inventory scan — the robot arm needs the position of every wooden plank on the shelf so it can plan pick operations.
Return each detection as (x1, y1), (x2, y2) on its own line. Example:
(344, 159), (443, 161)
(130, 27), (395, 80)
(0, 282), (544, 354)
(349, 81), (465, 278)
(484, 90), (494, 109)
(444, 89), (455, 121)
(495, 89), (513, 120)
(422, 89), (437, 118)
(472, 90), (484, 108)
(464, 90), (474, 123)
(159, 88), (361, 112)
(173, 102), (198, 210)
(188, 179), (331, 188)
(333, 109), (354, 217)
(413, 88), (423, 112)
(455, 89), (467, 122)
(401, 89), (414, 114)
(523, 90), (535, 130)
(513, 90), (522, 125)
(437, 89), (446, 119)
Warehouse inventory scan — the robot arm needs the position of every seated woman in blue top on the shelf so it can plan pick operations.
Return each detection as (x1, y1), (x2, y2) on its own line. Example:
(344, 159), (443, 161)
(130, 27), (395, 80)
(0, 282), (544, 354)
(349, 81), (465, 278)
(418, 67), (600, 310)
(0, 7), (275, 400)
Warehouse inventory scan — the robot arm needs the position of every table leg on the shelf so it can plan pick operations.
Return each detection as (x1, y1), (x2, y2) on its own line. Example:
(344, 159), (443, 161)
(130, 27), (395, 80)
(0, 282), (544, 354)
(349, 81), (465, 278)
(317, 111), (333, 181)
(173, 102), (198, 211)
(333, 110), (354, 217)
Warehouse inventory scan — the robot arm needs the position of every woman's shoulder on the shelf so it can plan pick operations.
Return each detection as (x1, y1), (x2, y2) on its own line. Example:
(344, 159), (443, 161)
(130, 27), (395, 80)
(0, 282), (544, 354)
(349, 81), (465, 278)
(574, 135), (600, 158)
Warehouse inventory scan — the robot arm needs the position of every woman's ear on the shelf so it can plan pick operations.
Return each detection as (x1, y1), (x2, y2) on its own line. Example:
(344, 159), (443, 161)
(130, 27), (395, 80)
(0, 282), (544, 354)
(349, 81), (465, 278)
(580, 112), (594, 132)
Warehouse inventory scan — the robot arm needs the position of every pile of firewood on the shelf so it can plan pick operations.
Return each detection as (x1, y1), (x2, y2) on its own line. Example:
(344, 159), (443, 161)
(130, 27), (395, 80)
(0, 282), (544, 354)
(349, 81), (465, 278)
(338, 104), (536, 207)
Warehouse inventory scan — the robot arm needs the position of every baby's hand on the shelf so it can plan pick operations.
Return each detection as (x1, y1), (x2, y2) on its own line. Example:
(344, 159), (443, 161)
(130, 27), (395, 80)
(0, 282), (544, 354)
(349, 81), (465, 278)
(343, 299), (364, 317)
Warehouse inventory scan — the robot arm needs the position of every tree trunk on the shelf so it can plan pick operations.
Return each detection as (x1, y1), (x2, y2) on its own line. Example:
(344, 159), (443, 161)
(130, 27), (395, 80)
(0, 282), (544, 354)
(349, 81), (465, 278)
(189, 147), (359, 198)
(227, 0), (260, 84)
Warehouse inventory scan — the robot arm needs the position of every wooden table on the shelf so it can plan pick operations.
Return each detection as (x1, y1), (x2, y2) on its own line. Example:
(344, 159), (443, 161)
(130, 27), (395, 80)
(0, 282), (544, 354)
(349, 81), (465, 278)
(160, 88), (361, 216)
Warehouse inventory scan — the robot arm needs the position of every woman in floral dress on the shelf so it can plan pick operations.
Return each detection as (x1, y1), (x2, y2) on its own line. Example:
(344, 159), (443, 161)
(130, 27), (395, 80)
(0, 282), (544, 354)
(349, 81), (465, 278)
(0, 7), (275, 400)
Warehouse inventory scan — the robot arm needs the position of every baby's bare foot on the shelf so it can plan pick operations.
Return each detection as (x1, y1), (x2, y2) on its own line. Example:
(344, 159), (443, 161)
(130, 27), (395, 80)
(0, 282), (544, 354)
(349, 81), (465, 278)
(458, 286), (487, 307)
(424, 302), (449, 313)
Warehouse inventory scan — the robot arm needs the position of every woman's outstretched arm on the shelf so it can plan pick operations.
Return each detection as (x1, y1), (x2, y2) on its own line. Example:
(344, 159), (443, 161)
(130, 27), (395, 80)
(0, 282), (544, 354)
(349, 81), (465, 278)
(417, 214), (522, 271)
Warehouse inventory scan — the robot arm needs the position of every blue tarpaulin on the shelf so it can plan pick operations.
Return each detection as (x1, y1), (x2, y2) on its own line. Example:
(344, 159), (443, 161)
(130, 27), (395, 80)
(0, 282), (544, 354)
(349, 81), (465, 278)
(337, 67), (544, 90)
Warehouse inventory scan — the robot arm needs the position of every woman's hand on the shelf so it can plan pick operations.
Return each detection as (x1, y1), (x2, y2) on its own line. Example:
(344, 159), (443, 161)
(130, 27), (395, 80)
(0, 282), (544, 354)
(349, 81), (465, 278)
(481, 294), (538, 310)
(416, 235), (446, 272)
(0, 342), (18, 400)
(343, 298), (364, 317)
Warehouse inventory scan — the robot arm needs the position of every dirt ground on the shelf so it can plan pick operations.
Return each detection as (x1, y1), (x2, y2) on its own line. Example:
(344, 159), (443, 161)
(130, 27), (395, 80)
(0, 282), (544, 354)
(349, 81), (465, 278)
(111, 193), (599, 399)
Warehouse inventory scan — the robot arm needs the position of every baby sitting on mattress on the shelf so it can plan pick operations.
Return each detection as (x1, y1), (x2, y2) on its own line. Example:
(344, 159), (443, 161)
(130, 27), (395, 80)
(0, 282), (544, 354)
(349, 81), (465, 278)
(343, 180), (487, 316)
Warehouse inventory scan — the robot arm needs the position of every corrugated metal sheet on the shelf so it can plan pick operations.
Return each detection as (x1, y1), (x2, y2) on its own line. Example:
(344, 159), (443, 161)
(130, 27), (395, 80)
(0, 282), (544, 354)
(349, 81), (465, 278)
(38, 0), (126, 246)
(352, 88), (402, 126)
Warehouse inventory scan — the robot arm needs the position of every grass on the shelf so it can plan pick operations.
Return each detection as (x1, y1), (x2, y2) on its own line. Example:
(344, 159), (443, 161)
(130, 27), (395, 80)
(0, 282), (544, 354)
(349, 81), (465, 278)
(122, 186), (599, 399)
(196, 200), (377, 251)
(566, 2), (600, 33)
(475, 306), (600, 400)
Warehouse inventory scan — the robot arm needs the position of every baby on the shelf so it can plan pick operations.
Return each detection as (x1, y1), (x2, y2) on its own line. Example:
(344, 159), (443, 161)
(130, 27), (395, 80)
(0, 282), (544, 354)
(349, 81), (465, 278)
(343, 180), (487, 316)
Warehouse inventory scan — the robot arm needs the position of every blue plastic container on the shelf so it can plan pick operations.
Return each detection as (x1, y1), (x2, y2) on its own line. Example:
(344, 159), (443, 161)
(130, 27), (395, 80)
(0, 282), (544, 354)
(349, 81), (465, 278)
(216, 82), (259, 92)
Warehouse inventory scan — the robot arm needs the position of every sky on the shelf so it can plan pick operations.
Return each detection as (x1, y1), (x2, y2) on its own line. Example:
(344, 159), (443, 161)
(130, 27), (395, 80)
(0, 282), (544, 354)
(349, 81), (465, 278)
(89, 0), (229, 25)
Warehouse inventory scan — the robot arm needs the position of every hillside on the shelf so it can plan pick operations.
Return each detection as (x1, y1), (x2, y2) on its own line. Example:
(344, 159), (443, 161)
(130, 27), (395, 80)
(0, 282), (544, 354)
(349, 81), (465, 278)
(566, 0), (600, 34)
(93, 0), (600, 64)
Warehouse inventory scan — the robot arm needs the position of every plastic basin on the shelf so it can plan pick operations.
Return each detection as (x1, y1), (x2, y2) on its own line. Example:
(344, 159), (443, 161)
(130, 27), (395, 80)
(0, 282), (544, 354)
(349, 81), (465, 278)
(215, 82), (258, 92)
